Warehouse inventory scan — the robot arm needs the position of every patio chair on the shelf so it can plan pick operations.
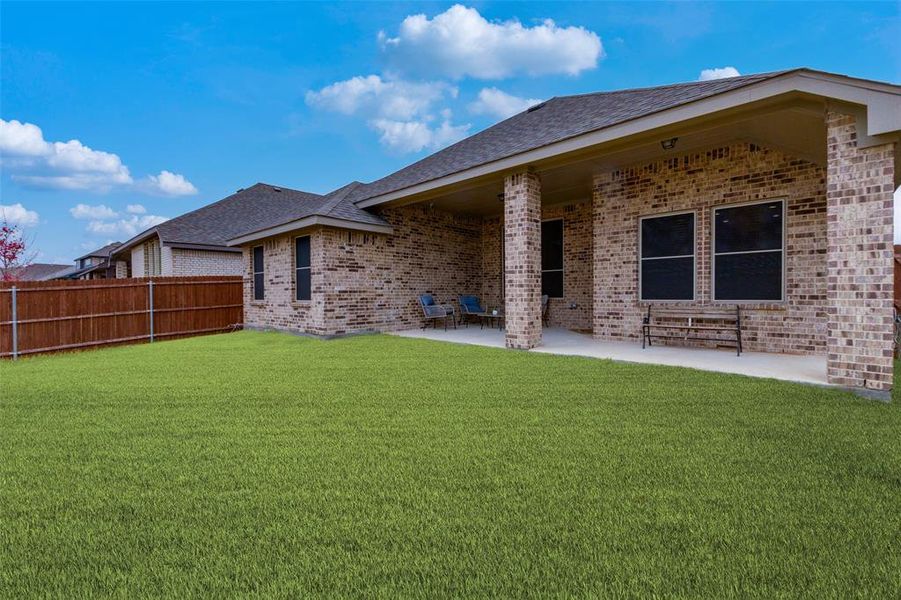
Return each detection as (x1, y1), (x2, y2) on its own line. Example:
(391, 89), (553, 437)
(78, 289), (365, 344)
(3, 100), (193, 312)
(458, 295), (485, 327)
(541, 294), (550, 326)
(419, 294), (456, 330)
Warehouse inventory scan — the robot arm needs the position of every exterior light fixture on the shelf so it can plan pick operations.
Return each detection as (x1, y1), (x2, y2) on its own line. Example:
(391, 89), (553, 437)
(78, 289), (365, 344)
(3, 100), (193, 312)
(661, 137), (678, 150)
(497, 193), (505, 202)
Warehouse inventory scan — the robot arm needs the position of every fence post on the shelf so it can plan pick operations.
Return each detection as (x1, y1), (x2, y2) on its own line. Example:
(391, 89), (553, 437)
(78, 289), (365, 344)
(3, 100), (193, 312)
(11, 286), (18, 360)
(148, 280), (154, 342)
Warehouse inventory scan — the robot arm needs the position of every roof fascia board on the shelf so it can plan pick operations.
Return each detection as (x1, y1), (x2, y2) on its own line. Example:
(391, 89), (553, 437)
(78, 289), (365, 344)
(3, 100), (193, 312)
(357, 72), (900, 209)
(166, 242), (243, 253)
(227, 216), (393, 246)
(111, 229), (160, 257)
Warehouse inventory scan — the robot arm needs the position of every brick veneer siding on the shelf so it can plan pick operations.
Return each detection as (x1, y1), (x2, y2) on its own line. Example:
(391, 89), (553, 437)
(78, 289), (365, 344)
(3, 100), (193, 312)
(482, 201), (593, 331)
(243, 204), (482, 336)
(825, 112), (895, 393)
(170, 248), (243, 276)
(243, 232), (327, 335)
(592, 142), (829, 354)
(504, 170), (543, 349)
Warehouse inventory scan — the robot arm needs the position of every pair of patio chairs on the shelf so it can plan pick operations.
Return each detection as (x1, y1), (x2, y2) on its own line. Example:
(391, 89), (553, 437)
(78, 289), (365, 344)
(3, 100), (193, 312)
(418, 293), (551, 330)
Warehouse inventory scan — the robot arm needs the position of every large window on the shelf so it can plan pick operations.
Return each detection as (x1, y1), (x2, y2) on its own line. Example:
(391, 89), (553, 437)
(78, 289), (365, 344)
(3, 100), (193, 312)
(639, 212), (695, 301)
(541, 219), (564, 298)
(295, 236), (311, 301)
(252, 245), (264, 301)
(713, 200), (784, 301)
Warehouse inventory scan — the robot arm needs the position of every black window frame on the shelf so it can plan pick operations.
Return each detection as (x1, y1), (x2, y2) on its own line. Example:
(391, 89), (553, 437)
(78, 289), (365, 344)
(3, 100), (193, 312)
(712, 199), (785, 303)
(252, 245), (264, 301)
(541, 218), (564, 299)
(638, 210), (696, 302)
(294, 235), (312, 302)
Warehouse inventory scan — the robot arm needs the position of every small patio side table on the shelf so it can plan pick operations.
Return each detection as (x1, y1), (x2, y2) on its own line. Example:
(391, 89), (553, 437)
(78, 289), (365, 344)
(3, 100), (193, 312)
(479, 311), (505, 330)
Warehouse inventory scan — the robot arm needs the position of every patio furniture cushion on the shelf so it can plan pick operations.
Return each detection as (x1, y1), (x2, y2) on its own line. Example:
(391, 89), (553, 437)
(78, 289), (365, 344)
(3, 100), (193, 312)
(459, 295), (484, 314)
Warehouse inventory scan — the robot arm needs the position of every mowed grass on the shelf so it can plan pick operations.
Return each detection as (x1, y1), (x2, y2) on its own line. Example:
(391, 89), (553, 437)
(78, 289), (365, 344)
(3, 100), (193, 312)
(1, 331), (900, 597)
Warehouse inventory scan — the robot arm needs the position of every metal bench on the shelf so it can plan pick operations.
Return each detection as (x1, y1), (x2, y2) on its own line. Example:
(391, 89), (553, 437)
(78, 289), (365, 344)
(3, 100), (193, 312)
(642, 305), (742, 356)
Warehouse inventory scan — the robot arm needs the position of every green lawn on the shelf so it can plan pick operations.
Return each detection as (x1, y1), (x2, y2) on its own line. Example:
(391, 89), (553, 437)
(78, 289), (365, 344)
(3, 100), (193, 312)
(1, 331), (899, 597)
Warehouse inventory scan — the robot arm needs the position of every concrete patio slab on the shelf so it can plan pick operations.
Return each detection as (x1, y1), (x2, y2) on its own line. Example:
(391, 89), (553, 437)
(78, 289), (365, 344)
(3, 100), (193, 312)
(390, 326), (828, 386)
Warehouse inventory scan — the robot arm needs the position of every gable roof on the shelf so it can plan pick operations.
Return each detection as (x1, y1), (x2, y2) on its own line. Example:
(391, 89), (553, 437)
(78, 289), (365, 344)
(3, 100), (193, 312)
(348, 68), (900, 206)
(225, 182), (392, 246)
(1, 263), (72, 281)
(76, 241), (122, 261)
(116, 182), (390, 253)
(347, 71), (796, 204)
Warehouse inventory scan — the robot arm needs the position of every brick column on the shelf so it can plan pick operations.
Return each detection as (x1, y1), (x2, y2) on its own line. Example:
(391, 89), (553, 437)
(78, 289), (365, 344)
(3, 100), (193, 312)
(504, 169), (542, 349)
(825, 111), (896, 395)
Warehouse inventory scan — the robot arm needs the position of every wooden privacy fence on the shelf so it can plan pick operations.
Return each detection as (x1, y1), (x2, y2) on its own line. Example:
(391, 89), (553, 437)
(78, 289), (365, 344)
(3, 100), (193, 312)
(0, 276), (243, 358)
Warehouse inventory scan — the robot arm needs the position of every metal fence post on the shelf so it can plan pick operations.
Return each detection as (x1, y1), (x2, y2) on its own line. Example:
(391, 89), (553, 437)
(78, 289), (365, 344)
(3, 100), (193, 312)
(11, 286), (18, 360)
(148, 280), (154, 342)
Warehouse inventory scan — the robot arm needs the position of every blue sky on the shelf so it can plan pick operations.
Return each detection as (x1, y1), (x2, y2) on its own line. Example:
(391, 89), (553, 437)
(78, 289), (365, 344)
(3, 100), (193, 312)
(1, 1), (899, 263)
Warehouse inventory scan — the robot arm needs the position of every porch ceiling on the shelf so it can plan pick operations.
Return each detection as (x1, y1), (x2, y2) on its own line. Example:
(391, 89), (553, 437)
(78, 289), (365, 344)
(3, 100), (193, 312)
(400, 103), (827, 217)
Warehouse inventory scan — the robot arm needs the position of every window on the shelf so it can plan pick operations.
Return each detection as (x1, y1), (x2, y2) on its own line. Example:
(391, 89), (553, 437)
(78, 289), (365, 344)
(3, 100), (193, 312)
(252, 245), (264, 301)
(295, 236), (311, 301)
(639, 212), (695, 301)
(541, 219), (564, 298)
(713, 200), (784, 301)
(144, 239), (161, 276)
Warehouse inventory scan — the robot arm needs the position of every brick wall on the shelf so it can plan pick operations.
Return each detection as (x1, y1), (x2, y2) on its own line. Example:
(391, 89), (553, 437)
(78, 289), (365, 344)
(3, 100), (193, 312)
(592, 142), (828, 354)
(482, 201), (593, 331)
(243, 232), (327, 335)
(242, 204), (482, 336)
(825, 112), (895, 392)
(170, 248), (243, 276)
(503, 170), (543, 349)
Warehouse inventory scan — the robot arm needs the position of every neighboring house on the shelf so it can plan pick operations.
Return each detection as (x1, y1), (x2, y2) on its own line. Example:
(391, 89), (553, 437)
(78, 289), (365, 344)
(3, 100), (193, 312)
(221, 69), (898, 395)
(0, 263), (73, 281)
(67, 242), (122, 280)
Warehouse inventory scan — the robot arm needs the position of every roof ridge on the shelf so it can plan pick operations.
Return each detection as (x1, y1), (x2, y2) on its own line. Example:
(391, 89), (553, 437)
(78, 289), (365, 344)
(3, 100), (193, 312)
(557, 69), (801, 100)
(321, 182), (362, 217)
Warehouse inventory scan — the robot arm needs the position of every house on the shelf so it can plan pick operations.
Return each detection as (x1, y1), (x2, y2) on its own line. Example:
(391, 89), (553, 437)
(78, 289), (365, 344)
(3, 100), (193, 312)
(0, 263), (72, 281)
(67, 242), (122, 279)
(219, 68), (898, 395)
(107, 184), (368, 278)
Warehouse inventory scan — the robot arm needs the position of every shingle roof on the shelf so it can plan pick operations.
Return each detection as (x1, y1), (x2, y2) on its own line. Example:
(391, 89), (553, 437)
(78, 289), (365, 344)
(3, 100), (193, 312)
(76, 242), (122, 261)
(0, 263), (72, 281)
(226, 181), (389, 241)
(118, 182), (389, 251)
(347, 70), (797, 203)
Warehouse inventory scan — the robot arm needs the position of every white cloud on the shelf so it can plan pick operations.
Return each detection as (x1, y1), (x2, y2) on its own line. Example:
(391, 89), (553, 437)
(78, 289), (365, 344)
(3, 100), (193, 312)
(0, 118), (197, 195)
(370, 119), (470, 153)
(86, 214), (169, 237)
(142, 170), (198, 196)
(698, 66), (741, 81)
(126, 204), (146, 214)
(306, 75), (455, 120)
(469, 87), (542, 119)
(380, 5), (603, 79)
(70, 203), (118, 220)
(0, 203), (40, 227)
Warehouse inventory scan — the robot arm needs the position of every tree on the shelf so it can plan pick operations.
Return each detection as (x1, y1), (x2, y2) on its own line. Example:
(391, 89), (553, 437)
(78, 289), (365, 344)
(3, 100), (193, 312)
(0, 221), (34, 281)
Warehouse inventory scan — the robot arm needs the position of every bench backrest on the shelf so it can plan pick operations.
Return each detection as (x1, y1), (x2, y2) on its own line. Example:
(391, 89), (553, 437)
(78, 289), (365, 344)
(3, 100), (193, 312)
(647, 305), (740, 322)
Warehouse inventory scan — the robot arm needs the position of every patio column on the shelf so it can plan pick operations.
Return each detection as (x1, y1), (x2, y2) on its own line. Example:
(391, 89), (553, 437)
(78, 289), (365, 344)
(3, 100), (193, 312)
(825, 111), (896, 395)
(504, 169), (542, 349)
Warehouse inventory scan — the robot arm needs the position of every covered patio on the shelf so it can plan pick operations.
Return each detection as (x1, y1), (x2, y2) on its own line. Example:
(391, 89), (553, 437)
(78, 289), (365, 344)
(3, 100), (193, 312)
(392, 326), (829, 386)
